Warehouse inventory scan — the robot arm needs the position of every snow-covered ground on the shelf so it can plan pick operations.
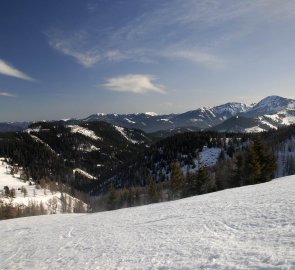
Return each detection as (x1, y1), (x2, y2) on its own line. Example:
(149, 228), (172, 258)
(114, 125), (141, 144)
(68, 125), (102, 141)
(73, 168), (97, 180)
(198, 146), (222, 167)
(1, 176), (294, 269)
(182, 147), (223, 174)
(0, 159), (85, 213)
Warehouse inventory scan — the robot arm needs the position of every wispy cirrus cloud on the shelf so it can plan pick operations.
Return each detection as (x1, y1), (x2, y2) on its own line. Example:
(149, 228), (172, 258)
(0, 92), (17, 97)
(0, 59), (35, 81)
(103, 74), (166, 94)
(47, 30), (127, 67)
(161, 48), (225, 68)
(46, 0), (295, 68)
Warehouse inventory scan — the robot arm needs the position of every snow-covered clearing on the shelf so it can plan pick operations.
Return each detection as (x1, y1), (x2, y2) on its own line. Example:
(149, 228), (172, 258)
(74, 144), (100, 152)
(0, 159), (84, 213)
(245, 126), (265, 133)
(1, 176), (295, 269)
(68, 125), (102, 141)
(73, 168), (97, 180)
(114, 125), (140, 144)
(183, 147), (222, 174)
(199, 146), (222, 167)
(124, 118), (136, 124)
(30, 134), (56, 154)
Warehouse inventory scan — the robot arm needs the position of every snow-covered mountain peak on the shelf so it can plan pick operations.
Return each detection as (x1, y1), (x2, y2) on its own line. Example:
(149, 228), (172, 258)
(211, 102), (252, 115)
(251, 95), (295, 114)
(144, 112), (158, 116)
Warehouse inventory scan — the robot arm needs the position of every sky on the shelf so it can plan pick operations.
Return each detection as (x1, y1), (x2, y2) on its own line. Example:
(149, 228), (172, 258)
(1, 0), (295, 122)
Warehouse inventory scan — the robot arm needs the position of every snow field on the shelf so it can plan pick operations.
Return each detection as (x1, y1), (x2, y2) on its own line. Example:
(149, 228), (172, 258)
(0, 175), (294, 269)
(0, 159), (85, 213)
(68, 125), (102, 141)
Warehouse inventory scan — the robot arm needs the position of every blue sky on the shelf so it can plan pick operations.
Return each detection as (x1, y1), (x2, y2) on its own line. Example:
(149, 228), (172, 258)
(1, 0), (295, 121)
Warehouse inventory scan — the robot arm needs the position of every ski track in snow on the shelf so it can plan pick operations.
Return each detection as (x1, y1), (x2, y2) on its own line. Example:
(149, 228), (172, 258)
(1, 176), (295, 269)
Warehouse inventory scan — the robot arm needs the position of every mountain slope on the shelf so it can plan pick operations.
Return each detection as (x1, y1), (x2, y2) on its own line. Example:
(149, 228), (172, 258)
(1, 175), (294, 269)
(0, 121), (154, 193)
(83, 102), (252, 131)
(1, 95), (294, 133)
(244, 95), (295, 117)
(211, 116), (268, 132)
(0, 158), (87, 215)
(82, 96), (295, 133)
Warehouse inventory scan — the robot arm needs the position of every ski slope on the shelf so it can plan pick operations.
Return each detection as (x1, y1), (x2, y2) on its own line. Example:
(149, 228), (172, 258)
(1, 176), (295, 269)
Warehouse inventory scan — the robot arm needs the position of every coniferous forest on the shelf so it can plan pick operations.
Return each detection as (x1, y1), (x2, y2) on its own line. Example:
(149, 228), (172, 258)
(0, 121), (295, 217)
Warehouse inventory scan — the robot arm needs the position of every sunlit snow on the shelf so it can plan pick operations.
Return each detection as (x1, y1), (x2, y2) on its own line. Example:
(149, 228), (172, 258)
(1, 174), (294, 269)
(68, 125), (102, 141)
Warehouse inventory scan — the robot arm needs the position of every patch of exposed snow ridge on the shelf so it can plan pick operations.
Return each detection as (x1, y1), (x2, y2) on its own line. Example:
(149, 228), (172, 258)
(245, 126), (265, 133)
(73, 168), (96, 180)
(145, 112), (158, 116)
(68, 125), (102, 141)
(124, 118), (136, 124)
(30, 134), (56, 154)
(0, 159), (84, 213)
(1, 175), (295, 269)
(114, 126), (140, 144)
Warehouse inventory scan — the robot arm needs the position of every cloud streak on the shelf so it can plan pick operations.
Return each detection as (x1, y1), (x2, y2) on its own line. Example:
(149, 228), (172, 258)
(47, 29), (128, 67)
(104, 74), (166, 94)
(0, 59), (35, 81)
(162, 48), (225, 68)
(46, 0), (295, 68)
(0, 92), (17, 97)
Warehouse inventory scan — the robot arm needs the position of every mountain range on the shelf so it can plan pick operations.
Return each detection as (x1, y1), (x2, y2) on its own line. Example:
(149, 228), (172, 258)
(1, 95), (295, 133)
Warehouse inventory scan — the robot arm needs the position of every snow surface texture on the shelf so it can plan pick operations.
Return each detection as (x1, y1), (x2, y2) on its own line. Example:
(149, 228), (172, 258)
(1, 176), (295, 270)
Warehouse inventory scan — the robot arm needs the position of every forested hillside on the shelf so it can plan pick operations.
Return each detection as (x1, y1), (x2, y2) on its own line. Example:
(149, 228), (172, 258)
(0, 121), (152, 193)
(1, 121), (295, 216)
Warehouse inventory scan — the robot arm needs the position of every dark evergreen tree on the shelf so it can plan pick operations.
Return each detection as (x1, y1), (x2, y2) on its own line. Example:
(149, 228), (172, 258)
(107, 184), (118, 210)
(198, 167), (214, 194)
(244, 139), (276, 185)
(147, 178), (159, 203)
(230, 153), (244, 187)
(170, 162), (185, 199)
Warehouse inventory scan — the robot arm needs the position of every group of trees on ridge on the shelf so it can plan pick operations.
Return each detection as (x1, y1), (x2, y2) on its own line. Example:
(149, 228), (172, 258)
(103, 138), (277, 210)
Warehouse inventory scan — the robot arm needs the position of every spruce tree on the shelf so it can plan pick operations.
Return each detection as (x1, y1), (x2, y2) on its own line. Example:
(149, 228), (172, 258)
(244, 139), (276, 185)
(147, 178), (159, 203)
(197, 167), (213, 194)
(107, 183), (117, 210)
(170, 162), (185, 199)
(230, 153), (244, 187)
(184, 172), (199, 197)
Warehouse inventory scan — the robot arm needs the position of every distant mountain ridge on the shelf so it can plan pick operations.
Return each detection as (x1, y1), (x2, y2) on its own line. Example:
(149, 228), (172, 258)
(81, 95), (295, 133)
(1, 95), (294, 133)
